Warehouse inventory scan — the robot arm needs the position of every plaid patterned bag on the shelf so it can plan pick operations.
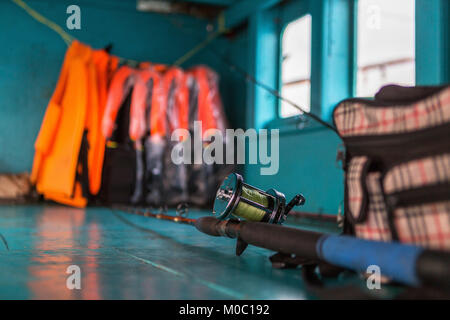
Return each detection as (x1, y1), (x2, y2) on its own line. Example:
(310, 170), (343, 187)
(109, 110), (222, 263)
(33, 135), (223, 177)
(333, 85), (450, 250)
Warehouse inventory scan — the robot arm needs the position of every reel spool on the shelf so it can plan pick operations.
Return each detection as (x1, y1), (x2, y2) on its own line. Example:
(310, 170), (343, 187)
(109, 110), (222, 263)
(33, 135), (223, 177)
(213, 173), (305, 225)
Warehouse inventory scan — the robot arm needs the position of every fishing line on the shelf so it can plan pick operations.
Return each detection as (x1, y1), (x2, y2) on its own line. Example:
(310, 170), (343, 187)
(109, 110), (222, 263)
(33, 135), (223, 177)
(0, 233), (9, 251)
(235, 186), (269, 221)
(163, 13), (339, 134)
(206, 46), (339, 134)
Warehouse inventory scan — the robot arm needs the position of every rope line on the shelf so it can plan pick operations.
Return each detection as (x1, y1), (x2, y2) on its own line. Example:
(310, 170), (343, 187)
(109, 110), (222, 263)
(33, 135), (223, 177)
(11, 0), (338, 133)
(163, 14), (339, 133)
(173, 12), (228, 67)
(173, 30), (221, 67)
(11, 0), (140, 64)
(208, 47), (338, 133)
(12, 0), (74, 46)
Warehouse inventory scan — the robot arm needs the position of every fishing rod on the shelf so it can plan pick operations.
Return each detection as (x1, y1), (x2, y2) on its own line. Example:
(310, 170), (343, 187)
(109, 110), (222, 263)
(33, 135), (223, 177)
(116, 205), (196, 225)
(118, 173), (450, 291)
(163, 13), (339, 134)
(119, 206), (450, 291)
(205, 46), (339, 134)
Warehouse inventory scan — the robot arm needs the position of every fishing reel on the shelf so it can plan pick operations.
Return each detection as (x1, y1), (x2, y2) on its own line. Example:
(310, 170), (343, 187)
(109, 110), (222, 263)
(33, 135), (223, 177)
(212, 173), (305, 255)
(213, 173), (305, 225)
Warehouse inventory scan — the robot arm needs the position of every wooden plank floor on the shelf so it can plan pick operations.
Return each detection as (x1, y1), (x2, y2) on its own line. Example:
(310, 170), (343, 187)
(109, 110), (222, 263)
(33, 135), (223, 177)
(0, 204), (331, 299)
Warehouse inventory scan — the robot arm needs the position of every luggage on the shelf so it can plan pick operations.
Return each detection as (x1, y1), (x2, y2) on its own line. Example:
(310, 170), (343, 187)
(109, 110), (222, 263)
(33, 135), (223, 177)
(0, 173), (31, 202)
(333, 85), (450, 250)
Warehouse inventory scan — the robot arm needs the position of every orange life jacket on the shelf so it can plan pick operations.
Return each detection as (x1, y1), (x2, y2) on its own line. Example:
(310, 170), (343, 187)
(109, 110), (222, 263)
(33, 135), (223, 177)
(31, 41), (118, 207)
(160, 67), (189, 140)
(89, 50), (119, 195)
(102, 65), (136, 141)
(31, 41), (92, 207)
(188, 66), (227, 137)
(129, 68), (163, 142)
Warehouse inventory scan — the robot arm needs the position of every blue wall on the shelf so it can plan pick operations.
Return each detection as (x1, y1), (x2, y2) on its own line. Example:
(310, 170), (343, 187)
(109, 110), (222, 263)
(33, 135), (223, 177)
(1, 0), (448, 215)
(244, 125), (343, 214)
(243, 0), (349, 214)
(416, 0), (450, 85)
(241, 0), (449, 214)
(0, 0), (246, 173)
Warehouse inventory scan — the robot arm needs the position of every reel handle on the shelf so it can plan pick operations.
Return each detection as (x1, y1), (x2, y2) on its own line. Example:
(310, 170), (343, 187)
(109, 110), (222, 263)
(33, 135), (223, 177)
(285, 194), (305, 216)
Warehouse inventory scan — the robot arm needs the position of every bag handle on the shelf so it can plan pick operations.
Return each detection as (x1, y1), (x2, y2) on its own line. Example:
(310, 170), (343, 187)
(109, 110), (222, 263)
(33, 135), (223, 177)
(345, 156), (371, 224)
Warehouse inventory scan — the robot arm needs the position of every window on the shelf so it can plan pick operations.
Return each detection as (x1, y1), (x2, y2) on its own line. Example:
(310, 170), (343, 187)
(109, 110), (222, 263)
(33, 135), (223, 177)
(357, 0), (415, 97)
(280, 14), (312, 118)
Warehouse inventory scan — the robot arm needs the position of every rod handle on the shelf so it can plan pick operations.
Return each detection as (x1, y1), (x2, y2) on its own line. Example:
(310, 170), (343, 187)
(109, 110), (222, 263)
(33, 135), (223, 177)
(194, 217), (222, 236)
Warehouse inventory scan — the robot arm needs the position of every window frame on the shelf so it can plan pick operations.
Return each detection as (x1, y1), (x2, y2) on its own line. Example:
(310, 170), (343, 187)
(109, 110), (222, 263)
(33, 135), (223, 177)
(355, 0), (417, 98)
(262, 0), (355, 131)
(278, 13), (313, 119)
(275, 1), (312, 122)
(251, 0), (449, 132)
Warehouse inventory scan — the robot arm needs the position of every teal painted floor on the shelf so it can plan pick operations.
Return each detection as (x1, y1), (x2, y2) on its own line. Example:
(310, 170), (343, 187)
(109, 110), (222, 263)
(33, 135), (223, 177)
(0, 204), (341, 300)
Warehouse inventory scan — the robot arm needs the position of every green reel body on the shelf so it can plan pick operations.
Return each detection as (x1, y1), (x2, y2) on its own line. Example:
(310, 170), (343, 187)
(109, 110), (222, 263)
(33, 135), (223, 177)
(213, 173), (304, 224)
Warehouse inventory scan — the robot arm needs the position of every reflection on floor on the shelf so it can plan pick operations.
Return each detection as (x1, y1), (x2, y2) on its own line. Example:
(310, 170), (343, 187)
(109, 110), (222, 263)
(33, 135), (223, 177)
(0, 204), (326, 299)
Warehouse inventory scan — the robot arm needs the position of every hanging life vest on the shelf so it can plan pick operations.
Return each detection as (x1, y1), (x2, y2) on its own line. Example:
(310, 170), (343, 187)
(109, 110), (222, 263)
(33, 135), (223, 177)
(98, 65), (138, 205)
(188, 66), (227, 137)
(31, 41), (118, 208)
(161, 67), (189, 139)
(129, 68), (164, 204)
(89, 50), (119, 196)
(186, 65), (232, 207)
(102, 65), (136, 141)
(129, 68), (164, 143)
(31, 41), (119, 207)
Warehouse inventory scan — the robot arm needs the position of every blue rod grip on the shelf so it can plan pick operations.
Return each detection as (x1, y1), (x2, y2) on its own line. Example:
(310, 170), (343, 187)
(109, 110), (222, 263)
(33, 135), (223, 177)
(316, 235), (424, 286)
